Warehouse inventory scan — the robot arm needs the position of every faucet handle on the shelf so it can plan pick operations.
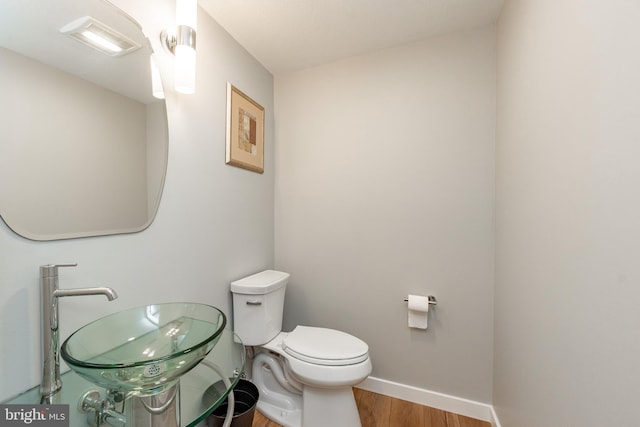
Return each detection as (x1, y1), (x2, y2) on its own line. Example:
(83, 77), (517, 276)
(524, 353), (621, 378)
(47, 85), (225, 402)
(40, 263), (78, 278)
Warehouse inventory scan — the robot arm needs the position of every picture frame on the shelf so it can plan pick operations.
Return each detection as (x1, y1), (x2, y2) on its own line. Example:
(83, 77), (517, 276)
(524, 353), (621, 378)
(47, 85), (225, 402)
(226, 83), (265, 173)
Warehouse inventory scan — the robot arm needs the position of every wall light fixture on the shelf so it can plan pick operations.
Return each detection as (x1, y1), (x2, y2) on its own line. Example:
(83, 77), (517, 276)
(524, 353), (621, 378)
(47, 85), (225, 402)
(161, 0), (197, 94)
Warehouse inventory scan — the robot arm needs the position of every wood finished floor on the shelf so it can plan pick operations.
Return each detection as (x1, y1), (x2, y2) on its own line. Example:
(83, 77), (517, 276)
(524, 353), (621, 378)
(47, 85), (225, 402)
(251, 388), (490, 427)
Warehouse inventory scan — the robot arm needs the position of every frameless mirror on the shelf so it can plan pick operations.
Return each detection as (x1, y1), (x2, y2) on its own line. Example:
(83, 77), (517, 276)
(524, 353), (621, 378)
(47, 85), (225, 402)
(0, 0), (168, 240)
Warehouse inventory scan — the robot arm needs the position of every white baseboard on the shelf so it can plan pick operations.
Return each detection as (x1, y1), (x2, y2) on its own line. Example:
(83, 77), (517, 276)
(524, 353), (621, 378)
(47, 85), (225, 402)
(356, 377), (501, 426)
(490, 406), (502, 427)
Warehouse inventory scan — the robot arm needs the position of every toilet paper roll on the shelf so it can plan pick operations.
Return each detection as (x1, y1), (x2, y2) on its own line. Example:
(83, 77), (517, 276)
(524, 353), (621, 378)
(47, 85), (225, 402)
(407, 294), (430, 312)
(407, 294), (429, 329)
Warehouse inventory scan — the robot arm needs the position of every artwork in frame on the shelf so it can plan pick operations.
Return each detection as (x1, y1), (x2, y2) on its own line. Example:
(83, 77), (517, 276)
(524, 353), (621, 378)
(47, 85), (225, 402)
(226, 83), (265, 173)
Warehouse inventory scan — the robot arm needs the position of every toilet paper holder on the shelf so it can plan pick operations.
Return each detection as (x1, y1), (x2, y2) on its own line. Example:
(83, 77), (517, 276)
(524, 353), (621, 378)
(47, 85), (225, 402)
(403, 295), (437, 306)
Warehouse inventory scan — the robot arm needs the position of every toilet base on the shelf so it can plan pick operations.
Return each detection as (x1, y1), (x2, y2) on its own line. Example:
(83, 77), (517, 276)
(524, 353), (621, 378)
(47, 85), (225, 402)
(256, 399), (301, 427)
(252, 350), (363, 427)
(257, 385), (362, 427)
(253, 356), (302, 427)
(302, 386), (362, 427)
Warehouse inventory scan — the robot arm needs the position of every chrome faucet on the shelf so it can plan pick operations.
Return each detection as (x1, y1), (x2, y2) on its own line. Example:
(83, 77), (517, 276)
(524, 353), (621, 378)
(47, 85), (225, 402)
(40, 264), (118, 401)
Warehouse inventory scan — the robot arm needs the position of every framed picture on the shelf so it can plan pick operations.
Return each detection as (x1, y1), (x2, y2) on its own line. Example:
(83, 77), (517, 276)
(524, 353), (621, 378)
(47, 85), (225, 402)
(226, 83), (265, 173)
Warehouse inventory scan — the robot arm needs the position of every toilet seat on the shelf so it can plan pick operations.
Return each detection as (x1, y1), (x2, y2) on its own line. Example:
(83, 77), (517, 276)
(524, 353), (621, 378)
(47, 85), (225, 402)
(283, 326), (369, 366)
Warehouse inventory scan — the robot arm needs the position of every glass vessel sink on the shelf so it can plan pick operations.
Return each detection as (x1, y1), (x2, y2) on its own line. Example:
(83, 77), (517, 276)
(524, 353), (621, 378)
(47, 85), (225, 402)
(61, 303), (226, 395)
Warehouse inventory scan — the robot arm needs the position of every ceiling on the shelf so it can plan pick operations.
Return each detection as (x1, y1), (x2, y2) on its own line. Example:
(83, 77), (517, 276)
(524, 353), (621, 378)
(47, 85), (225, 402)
(199, 0), (504, 75)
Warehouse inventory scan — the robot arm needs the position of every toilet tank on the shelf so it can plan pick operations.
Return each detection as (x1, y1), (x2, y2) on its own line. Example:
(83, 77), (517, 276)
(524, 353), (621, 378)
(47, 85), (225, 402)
(230, 270), (290, 346)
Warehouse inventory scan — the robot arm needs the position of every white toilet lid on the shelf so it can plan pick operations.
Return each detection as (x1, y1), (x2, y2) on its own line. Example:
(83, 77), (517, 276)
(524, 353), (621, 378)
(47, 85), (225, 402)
(282, 326), (369, 366)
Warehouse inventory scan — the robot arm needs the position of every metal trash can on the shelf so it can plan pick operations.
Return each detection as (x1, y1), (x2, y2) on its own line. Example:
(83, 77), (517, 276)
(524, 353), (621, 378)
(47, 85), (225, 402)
(206, 380), (259, 427)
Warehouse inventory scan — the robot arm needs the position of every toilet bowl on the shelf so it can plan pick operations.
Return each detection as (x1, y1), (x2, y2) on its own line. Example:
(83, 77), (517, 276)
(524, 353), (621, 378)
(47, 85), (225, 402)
(230, 270), (372, 427)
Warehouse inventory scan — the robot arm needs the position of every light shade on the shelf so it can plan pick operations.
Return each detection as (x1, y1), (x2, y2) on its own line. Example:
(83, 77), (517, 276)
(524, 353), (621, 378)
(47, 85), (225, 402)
(176, 0), (197, 30)
(174, 0), (197, 94)
(174, 44), (195, 94)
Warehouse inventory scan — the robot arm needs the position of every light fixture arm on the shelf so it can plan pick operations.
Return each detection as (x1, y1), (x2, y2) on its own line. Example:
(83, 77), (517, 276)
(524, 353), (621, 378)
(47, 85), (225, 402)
(160, 29), (177, 54)
(160, 25), (196, 55)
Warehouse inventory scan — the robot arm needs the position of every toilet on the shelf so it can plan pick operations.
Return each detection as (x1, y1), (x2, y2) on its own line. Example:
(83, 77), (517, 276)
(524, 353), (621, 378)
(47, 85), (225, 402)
(230, 270), (372, 427)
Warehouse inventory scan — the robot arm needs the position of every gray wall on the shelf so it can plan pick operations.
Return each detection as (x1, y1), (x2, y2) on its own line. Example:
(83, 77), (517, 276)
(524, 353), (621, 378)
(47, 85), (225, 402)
(494, 0), (640, 425)
(0, 0), (274, 401)
(274, 26), (496, 403)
